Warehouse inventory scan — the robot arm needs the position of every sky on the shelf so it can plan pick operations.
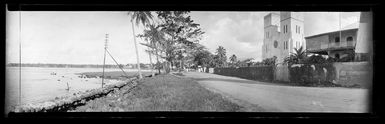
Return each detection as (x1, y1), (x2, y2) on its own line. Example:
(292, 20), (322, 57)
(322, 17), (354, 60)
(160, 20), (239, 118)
(6, 11), (360, 64)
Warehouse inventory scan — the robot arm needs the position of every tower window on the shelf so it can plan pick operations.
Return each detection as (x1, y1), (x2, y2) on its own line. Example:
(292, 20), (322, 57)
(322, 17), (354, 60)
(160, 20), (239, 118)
(298, 26), (301, 34)
(286, 41), (289, 49)
(283, 25), (288, 33)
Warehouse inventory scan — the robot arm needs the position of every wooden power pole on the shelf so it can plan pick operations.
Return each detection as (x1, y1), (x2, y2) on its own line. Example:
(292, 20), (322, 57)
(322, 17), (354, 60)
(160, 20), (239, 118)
(102, 34), (108, 88)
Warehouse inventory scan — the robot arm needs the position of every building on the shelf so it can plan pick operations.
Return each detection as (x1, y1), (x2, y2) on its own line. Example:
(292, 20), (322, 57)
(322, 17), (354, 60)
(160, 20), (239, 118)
(262, 12), (306, 63)
(305, 23), (358, 59)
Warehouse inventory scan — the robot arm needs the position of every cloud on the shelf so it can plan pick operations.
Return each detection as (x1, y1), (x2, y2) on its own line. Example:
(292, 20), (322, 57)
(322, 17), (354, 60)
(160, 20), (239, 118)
(6, 11), (152, 64)
(304, 12), (360, 37)
(193, 12), (265, 61)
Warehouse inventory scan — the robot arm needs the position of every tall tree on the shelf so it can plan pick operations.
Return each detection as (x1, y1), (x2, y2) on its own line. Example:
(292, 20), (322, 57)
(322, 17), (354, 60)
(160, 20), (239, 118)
(128, 11), (153, 79)
(138, 24), (165, 74)
(156, 11), (204, 73)
(229, 54), (237, 67)
(193, 48), (213, 68)
(215, 46), (227, 67)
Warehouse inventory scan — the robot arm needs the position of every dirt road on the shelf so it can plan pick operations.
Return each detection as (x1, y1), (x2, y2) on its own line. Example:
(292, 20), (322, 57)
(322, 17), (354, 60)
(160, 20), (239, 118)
(183, 72), (370, 113)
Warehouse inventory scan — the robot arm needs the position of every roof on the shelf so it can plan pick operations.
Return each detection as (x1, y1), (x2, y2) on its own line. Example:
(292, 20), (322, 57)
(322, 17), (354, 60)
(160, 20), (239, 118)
(305, 28), (358, 39)
(264, 12), (280, 18)
(305, 22), (359, 39)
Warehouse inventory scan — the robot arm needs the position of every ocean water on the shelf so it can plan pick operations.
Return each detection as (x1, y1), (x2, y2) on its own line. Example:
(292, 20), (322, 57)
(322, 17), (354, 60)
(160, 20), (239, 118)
(5, 67), (140, 113)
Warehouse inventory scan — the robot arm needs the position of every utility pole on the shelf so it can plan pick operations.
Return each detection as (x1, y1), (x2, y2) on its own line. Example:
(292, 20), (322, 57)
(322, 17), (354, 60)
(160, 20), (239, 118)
(18, 10), (22, 105)
(339, 12), (342, 46)
(102, 34), (108, 88)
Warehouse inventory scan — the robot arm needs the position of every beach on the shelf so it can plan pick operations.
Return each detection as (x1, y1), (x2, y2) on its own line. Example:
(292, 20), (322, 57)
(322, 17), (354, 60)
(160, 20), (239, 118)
(5, 67), (152, 113)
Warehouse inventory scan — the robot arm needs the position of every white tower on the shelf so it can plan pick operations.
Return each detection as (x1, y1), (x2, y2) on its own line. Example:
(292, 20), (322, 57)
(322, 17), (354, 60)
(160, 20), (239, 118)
(262, 12), (280, 60)
(278, 12), (305, 63)
(355, 12), (373, 61)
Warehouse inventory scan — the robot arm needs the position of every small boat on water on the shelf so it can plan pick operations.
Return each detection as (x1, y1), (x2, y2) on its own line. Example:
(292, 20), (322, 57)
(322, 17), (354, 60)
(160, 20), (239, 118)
(50, 72), (57, 75)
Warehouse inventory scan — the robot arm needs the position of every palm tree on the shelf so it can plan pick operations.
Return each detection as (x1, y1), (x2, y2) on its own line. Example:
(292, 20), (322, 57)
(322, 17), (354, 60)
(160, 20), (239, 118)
(284, 46), (306, 65)
(229, 54), (237, 67)
(215, 46), (227, 67)
(128, 11), (153, 79)
(145, 40), (155, 76)
(293, 46), (306, 60)
(138, 24), (165, 74)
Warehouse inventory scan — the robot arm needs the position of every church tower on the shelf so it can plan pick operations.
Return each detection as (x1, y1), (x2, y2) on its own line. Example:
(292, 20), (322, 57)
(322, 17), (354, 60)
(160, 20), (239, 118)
(262, 12), (280, 60)
(262, 12), (305, 64)
(278, 12), (305, 63)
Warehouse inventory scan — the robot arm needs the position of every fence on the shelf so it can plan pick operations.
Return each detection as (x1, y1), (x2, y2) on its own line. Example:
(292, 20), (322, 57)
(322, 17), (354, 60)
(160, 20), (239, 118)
(333, 62), (372, 88)
(213, 62), (372, 88)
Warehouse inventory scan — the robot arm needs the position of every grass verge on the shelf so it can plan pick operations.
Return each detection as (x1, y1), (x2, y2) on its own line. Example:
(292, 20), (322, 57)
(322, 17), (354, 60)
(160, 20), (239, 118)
(71, 74), (243, 112)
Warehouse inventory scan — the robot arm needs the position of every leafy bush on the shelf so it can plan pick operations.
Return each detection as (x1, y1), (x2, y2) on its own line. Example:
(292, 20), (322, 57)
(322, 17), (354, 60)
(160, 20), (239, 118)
(288, 63), (336, 86)
(262, 56), (277, 66)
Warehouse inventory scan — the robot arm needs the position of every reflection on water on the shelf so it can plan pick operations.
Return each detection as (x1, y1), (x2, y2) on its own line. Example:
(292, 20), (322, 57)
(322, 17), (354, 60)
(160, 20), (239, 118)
(5, 67), (137, 113)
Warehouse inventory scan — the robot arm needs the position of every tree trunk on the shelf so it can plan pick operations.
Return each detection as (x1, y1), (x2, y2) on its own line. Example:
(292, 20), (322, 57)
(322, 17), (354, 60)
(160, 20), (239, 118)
(146, 40), (154, 77)
(179, 59), (183, 72)
(164, 61), (171, 73)
(131, 21), (142, 79)
(155, 42), (161, 74)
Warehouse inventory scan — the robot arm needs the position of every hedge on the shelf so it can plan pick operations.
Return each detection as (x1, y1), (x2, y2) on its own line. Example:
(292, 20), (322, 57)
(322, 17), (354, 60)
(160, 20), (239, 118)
(288, 63), (336, 86)
(214, 66), (274, 81)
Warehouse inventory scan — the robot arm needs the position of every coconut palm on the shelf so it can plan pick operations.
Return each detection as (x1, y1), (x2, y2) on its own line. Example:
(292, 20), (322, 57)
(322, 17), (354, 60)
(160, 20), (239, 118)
(128, 11), (153, 79)
(229, 54), (237, 67)
(284, 46), (307, 65)
(215, 46), (227, 67)
(138, 24), (165, 74)
(293, 46), (306, 60)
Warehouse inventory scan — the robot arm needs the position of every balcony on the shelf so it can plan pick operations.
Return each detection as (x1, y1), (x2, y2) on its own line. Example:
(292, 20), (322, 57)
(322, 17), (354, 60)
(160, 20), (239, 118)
(308, 41), (356, 53)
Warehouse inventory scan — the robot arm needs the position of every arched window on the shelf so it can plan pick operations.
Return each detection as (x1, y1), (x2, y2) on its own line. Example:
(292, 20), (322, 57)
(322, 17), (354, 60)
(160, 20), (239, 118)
(346, 36), (353, 42)
(274, 41), (278, 48)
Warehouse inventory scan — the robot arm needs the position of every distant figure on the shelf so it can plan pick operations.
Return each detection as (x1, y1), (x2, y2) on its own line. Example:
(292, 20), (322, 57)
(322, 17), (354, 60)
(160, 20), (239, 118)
(65, 82), (70, 91)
